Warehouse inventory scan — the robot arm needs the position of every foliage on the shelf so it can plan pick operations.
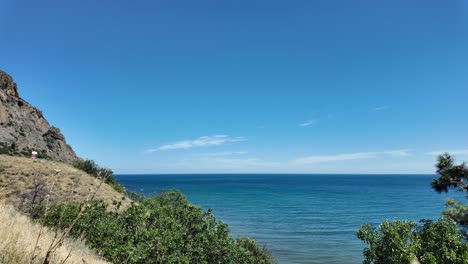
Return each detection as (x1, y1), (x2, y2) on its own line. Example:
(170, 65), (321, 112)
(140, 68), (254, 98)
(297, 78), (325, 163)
(432, 153), (468, 236)
(0, 202), (109, 264)
(357, 219), (468, 264)
(0, 144), (49, 159)
(125, 190), (146, 202)
(357, 153), (468, 263)
(0, 143), (16, 155)
(432, 153), (468, 193)
(37, 190), (274, 264)
(74, 159), (124, 193)
(418, 219), (467, 263)
(108, 181), (125, 193)
(36, 151), (50, 160)
(443, 199), (468, 237)
(74, 159), (100, 177)
(357, 220), (419, 264)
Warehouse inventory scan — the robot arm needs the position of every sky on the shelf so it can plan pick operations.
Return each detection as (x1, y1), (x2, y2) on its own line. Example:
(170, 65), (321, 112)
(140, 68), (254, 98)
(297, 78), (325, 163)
(1, 0), (468, 174)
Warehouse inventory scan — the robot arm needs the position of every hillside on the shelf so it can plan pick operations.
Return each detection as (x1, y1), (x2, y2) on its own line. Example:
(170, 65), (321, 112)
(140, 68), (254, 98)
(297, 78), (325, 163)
(0, 71), (131, 263)
(0, 202), (109, 264)
(0, 70), (78, 163)
(0, 155), (130, 210)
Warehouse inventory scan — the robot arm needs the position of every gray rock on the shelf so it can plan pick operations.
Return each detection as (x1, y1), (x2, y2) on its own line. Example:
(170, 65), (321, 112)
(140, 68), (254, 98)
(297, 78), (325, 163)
(0, 70), (79, 163)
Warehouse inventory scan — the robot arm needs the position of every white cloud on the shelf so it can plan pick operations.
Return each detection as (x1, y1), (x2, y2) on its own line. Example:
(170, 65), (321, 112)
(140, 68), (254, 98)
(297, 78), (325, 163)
(293, 152), (378, 163)
(194, 151), (248, 157)
(174, 155), (279, 172)
(299, 120), (317, 127)
(148, 135), (246, 152)
(145, 149), (160, 153)
(124, 148), (434, 174)
(426, 149), (468, 156)
(383, 149), (412, 157)
(293, 149), (411, 164)
(199, 158), (278, 167)
(374, 106), (389, 111)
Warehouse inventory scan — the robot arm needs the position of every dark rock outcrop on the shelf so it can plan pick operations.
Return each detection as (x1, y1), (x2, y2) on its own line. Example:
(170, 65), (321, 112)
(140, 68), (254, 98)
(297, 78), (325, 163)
(0, 70), (78, 163)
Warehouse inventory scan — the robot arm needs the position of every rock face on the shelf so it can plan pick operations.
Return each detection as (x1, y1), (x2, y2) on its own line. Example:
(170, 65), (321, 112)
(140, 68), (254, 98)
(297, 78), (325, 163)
(0, 70), (78, 163)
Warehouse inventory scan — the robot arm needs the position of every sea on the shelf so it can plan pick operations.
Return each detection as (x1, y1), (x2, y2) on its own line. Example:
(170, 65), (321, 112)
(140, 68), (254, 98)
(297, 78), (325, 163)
(115, 174), (460, 264)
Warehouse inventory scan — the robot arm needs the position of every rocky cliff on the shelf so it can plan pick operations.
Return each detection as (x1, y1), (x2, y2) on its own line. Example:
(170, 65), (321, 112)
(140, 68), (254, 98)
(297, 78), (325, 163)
(0, 70), (78, 163)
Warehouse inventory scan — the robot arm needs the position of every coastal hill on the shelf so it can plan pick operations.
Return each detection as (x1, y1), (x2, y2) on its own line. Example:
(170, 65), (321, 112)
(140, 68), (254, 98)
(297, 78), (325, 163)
(0, 201), (110, 264)
(0, 70), (129, 209)
(0, 154), (130, 210)
(0, 70), (78, 163)
(0, 71), (127, 263)
(0, 70), (274, 264)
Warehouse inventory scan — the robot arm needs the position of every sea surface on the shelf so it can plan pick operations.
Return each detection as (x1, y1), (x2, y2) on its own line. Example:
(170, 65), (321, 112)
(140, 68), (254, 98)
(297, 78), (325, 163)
(116, 174), (459, 264)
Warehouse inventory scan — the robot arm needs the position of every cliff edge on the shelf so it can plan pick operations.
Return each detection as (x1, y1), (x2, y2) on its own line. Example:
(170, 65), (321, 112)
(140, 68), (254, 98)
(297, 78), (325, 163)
(0, 70), (78, 163)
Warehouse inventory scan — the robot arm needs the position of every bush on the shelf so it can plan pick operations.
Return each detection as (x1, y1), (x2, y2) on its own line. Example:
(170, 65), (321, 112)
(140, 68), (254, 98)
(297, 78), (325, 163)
(0, 144), (49, 159)
(108, 182), (125, 193)
(0, 143), (17, 156)
(74, 159), (99, 176)
(38, 190), (274, 264)
(125, 190), (146, 202)
(74, 159), (124, 193)
(0, 202), (108, 264)
(444, 199), (468, 237)
(357, 218), (468, 264)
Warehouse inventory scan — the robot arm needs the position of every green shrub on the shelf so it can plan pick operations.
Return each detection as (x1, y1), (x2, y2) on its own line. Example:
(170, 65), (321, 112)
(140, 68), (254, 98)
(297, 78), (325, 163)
(357, 153), (468, 264)
(431, 154), (468, 237)
(443, 199), (468, 237)
(36, 151), (50, 160)
(0, 144), (50, 159)
(108, 182), (125, 193)
(38, 190), (274, 264)
(73, 159), (124, 193)
(73, 159), (100, 177)
(234, 237), (272, 264)
(0, 143), (15, 155)
(357, 218), (468, 264)
(125, 190), (146, 202)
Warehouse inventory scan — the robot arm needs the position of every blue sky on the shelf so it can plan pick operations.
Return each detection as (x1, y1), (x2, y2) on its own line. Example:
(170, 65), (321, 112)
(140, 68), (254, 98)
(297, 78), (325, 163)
(1, 0), (468, 173)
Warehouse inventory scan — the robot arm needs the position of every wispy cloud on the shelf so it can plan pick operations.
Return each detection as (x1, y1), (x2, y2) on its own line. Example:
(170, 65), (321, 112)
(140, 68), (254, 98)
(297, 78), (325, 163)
(299, 120), (317, 127)
(197, 158), (278, 167)
(293, 149), (411, 164)
(426, 149), (468, 156)
(383, 149), (412, 157)
(178, 155), (279, 171)
(147, 135), (246, 152)
(293, 152), (378, 163)
(193, 151), (248, 157)
(374, 106), (389, 111)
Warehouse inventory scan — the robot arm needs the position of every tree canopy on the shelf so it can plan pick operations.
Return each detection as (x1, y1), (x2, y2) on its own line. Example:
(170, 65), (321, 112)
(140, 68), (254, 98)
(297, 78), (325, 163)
(357, 153), (468, 264)
(431, 153), (468, 194)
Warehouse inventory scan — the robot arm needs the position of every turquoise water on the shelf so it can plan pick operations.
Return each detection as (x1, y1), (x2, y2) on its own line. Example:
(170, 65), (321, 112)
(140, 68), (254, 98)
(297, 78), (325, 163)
(116, 174), (457, 264)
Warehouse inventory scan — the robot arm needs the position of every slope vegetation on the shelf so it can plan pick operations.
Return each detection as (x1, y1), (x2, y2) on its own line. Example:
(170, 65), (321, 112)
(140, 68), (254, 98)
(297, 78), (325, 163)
(0, 154), (130, 210)
(0, 201), (109, 264)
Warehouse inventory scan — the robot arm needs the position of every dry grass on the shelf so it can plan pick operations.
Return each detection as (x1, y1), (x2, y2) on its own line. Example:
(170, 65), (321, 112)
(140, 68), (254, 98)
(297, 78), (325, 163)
(0, 154), (130, 210)
(0, 155), (131, 264)
(0, 201), (109, 264)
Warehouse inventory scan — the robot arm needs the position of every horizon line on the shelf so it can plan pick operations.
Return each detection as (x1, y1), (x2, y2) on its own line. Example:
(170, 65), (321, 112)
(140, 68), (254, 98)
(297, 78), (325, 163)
(115, 172), (437, 176)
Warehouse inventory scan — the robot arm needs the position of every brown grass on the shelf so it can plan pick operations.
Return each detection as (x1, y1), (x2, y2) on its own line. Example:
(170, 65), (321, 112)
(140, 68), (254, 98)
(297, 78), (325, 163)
(0, 154), (130, 210)
(0, 201), (109, 264)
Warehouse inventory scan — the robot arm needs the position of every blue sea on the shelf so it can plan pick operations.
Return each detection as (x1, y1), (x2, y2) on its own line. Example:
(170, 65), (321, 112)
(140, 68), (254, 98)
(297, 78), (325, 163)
(116, 174), (458, 264)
